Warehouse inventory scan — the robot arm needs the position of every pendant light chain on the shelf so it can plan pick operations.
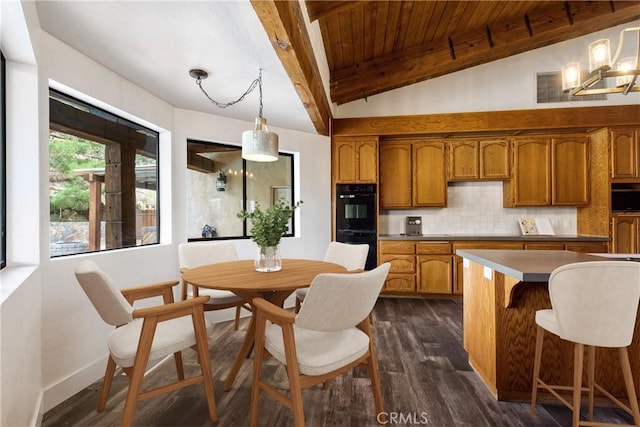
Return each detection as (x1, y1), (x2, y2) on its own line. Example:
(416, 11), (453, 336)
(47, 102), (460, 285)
(194, 69), (263, 110)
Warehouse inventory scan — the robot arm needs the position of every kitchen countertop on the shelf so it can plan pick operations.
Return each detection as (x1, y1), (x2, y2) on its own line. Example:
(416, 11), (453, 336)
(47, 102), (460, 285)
(379, 234), (610, 241)
(455, 249), (613, 282)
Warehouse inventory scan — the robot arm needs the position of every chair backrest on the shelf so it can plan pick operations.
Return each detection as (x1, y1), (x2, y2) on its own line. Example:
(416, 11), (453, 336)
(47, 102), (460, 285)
(178, 241), (238, 269)
(75, 260), (134, 326)
(323, 241), (369, 271)
(549, 260), (640, 347)
(296, 262), (390, 331)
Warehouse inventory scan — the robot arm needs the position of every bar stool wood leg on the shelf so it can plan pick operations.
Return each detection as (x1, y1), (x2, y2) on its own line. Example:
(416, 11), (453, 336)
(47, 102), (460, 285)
(531, 325), (545, 418)
(587, 346), (596, 422)
(573, 343), (584, 427)
(619, 347), (640, 427)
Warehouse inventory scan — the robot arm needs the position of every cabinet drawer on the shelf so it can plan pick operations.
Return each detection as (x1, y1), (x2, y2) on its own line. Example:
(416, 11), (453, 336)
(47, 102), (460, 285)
(453, 241), (524, 251)
(380, 254), (415, 273)
(383, 274), (416, 293)
(417, 241), (451, 255)
(524, 242), (566, 250)
(380, 241), (415, 254)
(566, 241), (607, 253)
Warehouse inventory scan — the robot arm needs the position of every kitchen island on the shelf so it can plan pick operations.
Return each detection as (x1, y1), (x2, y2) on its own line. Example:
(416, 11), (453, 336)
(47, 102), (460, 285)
(456, 249), (640, 401)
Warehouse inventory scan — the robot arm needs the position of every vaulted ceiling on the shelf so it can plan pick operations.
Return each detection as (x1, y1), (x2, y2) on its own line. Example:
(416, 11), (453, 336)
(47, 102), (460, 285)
(253, 1), (640, 134)
(33, 1), (640, 138)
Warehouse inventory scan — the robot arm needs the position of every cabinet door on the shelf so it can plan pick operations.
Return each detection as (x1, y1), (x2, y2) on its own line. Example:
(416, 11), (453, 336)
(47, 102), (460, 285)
(480, 139), (510, 180)
(611, 128), (639, 179)
(417, 255), (452, 294)
(413, 141), (447, 207)
(612, 216), (639, 254)
(448, 140), (479, 181)
(333, 138), (356, 183)
(380, 142), (412, 208)
(552, 135), (589, 206)
(510, 137), (551, 206)
(356, 139), (378, 183)
(332, 137), (378, 183)
(383, 274), (416, 293)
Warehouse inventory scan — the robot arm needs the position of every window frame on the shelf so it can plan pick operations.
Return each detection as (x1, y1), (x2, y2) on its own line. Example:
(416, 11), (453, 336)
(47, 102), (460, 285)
(0, 51), (6, 269)
(48, 88), (160, 257)
(186, 139), (296, 242)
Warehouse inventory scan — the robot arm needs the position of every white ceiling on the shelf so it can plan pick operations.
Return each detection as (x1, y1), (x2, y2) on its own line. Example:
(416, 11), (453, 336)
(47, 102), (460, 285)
(35, 0), (317, 134)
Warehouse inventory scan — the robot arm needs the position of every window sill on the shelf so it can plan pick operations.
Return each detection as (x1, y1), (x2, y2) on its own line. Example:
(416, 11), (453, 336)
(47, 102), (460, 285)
(0, 265), (38, 305)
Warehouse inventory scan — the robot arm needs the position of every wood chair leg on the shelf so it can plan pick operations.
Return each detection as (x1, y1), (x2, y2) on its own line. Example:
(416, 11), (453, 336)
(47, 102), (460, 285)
(97, 356), (117, 412)
(234, 305), (241, 331)
(586, 345), (595, 421)
(294, 297), (301, 313)
(530, 325), (545, 418)
(572, 343), (584, 427)
(121, 319), (157, 427)
(619, 347), (640, 427)
(173, 351), (185, 381)
(193, 306), (218, 423)
(250, 311), (267, 427)
(282, 324), (305, 427)
(361, 317), (385, 419)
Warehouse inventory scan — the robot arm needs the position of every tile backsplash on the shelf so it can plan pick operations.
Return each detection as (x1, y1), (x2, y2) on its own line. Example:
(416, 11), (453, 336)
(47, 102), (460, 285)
(379, 181), (577, 235)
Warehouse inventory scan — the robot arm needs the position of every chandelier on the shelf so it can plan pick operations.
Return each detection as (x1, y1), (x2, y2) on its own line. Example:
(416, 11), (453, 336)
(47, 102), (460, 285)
(562, 26), (639, 96)
(189, 68), (279, 162)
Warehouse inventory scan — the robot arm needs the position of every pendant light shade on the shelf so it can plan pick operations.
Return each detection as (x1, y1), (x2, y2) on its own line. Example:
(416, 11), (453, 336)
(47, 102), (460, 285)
(242, 118), (279, 162)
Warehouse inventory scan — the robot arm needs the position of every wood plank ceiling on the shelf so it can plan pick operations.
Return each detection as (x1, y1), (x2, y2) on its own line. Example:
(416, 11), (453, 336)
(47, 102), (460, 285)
(253, 1), (640, 136)
(308, 1), (640, 105)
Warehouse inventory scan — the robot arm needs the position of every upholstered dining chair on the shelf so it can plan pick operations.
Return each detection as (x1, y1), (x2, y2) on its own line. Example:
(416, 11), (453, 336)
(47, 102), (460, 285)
(530, 261), (640, 427)
(179, 241), (250, 330)
(294, 241), (369, 312)
(74, 259), (217, 427)
(250, 262), (391, 427)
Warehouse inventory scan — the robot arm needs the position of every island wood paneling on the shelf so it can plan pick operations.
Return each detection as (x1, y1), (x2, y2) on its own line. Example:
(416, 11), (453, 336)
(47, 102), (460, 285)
(464, 259), (640, 401)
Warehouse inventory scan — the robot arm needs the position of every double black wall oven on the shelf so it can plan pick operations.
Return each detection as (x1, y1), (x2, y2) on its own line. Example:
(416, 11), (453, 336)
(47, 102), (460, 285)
(335, 184), (377, 270)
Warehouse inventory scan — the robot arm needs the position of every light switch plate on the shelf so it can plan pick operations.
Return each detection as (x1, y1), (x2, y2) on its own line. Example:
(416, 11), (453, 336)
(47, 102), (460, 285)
(483, 266), (493, 280)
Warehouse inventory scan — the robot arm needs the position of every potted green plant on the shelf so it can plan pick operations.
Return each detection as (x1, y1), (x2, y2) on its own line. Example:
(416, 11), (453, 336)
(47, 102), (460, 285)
(238, 199), (302, 272)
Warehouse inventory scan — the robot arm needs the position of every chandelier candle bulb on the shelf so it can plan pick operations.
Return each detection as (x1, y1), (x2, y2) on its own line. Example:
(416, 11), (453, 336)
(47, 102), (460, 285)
(561, 62), (581, 92)
(589, 38), (611, 71)
(617, 57), (638, 86)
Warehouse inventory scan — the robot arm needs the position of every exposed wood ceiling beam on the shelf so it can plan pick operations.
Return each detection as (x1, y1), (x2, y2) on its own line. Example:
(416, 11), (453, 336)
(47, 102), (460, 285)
(251, 0), (332, 136)
(305, 1), (365, 23)
(330, 1), (640, 105)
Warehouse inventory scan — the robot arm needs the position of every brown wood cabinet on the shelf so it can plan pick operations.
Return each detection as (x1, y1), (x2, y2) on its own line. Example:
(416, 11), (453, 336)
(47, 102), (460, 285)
(505, 136), (551, 206)
(448, 138), (510, 181)
(379, 139), (447, 208)
(504, 135), (589, 207)
(551, 135), (590, 206)
(416, 242), (453, 294)
(414, 141), (447, 206)
(611, 127), (640, 180)
(611, 214), (640, 253)
(480, 139), (510, 180)
(379, 241), (416, 292)
(332, 136), (378, 183)
(448, 140), (478, 180)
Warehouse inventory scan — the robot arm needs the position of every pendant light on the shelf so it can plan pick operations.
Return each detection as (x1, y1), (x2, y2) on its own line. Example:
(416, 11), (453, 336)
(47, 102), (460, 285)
(189, 68), (279, 162)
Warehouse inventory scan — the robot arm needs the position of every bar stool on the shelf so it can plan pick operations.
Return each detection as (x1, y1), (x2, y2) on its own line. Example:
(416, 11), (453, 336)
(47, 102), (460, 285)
(530, 261), (640, 427)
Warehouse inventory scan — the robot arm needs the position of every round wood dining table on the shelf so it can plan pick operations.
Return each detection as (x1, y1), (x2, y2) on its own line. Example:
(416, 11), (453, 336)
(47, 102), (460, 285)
(181, 258), (347, 390)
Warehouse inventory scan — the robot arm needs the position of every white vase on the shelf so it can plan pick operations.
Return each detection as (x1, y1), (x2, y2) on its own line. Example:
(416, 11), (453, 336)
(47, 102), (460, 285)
(255, 245), (282, 272)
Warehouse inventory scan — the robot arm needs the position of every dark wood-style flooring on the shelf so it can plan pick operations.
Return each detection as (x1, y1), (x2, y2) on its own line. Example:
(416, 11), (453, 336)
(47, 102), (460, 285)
(43, 298), (635, 426)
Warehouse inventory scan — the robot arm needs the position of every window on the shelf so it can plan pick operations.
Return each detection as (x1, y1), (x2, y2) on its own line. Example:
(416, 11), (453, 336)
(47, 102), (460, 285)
(49, 89), (159, 257)
(186, 140), (295, 240)
(0, 52), (6, 269)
